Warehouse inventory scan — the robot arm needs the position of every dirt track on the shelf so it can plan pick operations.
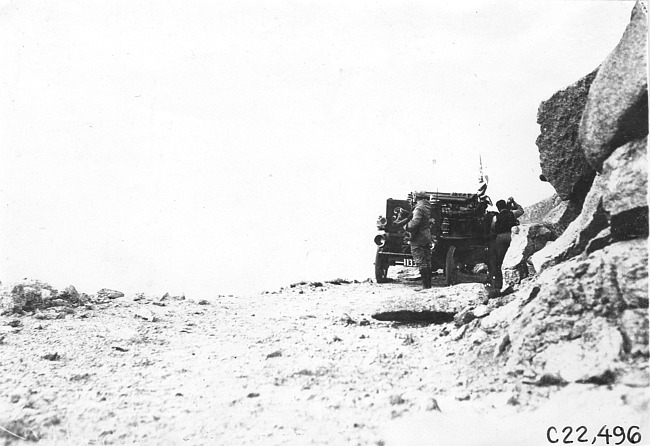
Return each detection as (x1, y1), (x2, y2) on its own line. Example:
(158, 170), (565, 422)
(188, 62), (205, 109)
(1, 272), (648, 445)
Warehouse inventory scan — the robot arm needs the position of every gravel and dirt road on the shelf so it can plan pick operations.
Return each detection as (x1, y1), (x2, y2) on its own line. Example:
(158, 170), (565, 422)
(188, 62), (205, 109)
(1, 270), (648, 445)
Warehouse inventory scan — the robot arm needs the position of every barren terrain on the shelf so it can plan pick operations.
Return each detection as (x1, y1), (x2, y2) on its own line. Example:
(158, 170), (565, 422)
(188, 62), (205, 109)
(1, 270), (648, 445)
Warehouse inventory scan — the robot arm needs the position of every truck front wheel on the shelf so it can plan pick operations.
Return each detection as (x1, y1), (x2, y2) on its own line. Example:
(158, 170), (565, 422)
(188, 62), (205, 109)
(375, 248), (389, 283)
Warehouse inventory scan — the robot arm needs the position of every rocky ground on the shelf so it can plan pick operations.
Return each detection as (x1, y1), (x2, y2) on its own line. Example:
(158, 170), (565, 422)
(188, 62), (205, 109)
(3, 4), (647, 445)
(0, 270), (647, 446)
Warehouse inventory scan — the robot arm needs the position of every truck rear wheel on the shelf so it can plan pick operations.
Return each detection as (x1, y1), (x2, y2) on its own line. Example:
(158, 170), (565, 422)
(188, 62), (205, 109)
(375, 248), (389, 283)
(445, 245), (458, 286)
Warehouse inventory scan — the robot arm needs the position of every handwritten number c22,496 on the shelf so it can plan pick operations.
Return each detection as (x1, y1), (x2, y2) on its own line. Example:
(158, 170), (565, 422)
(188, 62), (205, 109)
(546, 426), (642, 444)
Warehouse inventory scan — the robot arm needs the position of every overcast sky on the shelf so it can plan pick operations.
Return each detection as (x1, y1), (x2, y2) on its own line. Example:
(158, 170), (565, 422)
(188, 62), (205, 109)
(0, 1), (635, 297)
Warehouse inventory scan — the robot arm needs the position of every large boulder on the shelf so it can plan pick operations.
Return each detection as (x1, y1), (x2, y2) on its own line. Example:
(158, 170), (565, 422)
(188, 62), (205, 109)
(539, 198), (583, 236)
(534, 133), (647, 275)
(59, 285), (80, 302)
(7, 284), (44, 313)
(601, 136), (648, 240)
(520, 194), (563, 225)
(579, 1), (649, 171)
(531, 317), (624, 382)
(506, 238), (648, 381)
(521, 194), (583, 237)
(536, 69), (598, 201)
(502, 224), (557, 285)
(0, 281), (89, 314)
(1, 280), (58, 313)
(530, 174), (609, 272)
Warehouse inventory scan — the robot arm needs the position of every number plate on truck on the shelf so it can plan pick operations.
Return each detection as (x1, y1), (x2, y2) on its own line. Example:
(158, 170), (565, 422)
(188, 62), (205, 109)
(403, 258), (415, 267)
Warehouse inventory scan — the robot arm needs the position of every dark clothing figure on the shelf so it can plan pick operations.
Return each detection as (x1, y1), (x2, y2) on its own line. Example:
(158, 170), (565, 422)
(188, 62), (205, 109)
(406, 197), (432, 247)
(406, 193), (433, 289)
(491, 232), (511, 289)
(489, 198), (524, 290)
(494, 208), (520, 234)
(410, 244), (431, 270)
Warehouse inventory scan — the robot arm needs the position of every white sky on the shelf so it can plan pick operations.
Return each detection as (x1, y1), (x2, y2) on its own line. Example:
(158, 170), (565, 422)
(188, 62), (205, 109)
(0, 1), (635, 297)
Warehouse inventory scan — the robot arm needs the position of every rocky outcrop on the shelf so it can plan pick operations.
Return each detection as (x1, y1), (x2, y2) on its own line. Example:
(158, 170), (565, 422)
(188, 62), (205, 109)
(97, 288), (125, 300)
(522, 195), (583, 237)
(538, 199), (583, 236)
(1, 280), (89, 314)
(506, 239), (648, 382)
(536, 70), (598, 202)
(530, 175), (609, 272)
(502, 224), (557, 285)
(579, 1), (649, 171)
(531, 136), (648, 271)
(602, 136), (649, 240)
(454, 304), (490, 327)
(520, 194), (563, 225)
(59, 285), (80, 302)
(620, 309), (650, 357)
(160, 292), (186, 301)
(534, 1), (648, 240)
(493, 1), (649, 392)
(8, 284), (45, 313)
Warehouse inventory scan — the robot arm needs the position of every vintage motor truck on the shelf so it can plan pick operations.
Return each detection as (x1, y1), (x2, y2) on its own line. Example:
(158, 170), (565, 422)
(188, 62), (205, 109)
(374, 191), (493, 286)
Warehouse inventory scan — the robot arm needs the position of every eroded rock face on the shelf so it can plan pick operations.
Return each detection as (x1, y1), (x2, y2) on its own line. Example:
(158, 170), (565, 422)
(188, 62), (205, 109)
(1, 280), (56, 313)
(532, 318), (623, 382)
(520, 194), (563, 225)
(579, 1), (649, 171)
(531, 136), (649, 271)
(619, 309), (649, 357)
(9, 284), (44, 313)
(1, 281), (90, 314)
(506, 238), (648, 381)
(502, 224), (557, 285)
(536, 69), (598, 201)
(532, 135), (648, 272)
(601, 136), (648, 240)
(530, 174), (609, 272)
(522, 195), (583, 237)
(539, 199), (583, 236)
(59, 285), (80, 303)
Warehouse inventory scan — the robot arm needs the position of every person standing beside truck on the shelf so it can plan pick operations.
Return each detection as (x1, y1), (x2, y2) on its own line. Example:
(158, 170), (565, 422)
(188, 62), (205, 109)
(406, 191), (433, 289)
(489, 197), (524, 291)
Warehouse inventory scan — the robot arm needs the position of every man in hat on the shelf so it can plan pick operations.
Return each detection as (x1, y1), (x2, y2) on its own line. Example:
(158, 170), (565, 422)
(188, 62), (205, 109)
(405, 191), (433, 289)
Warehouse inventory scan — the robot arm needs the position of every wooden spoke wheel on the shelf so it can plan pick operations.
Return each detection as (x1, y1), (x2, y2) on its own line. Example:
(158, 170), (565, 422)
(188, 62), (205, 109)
(445, 245), (458, 286)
